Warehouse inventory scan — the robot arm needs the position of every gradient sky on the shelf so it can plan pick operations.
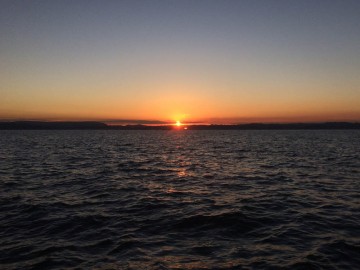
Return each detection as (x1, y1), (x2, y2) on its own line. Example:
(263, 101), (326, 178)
(1, 0), (360, 124)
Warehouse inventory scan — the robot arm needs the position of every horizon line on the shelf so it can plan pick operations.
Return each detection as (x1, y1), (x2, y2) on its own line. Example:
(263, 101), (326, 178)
(1, 120), (360, 126)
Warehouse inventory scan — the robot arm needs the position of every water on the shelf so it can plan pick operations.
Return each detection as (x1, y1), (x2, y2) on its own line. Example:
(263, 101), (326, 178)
(1, 130), (359, 269)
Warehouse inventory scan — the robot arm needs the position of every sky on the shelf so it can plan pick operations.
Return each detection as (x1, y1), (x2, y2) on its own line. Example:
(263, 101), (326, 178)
(1, 0), (360, 124)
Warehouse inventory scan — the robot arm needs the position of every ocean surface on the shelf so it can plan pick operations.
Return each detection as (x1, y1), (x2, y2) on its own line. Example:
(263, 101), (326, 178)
(0, 130), (359, 270)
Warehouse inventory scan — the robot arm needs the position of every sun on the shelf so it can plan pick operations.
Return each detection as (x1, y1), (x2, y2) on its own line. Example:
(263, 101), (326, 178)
(176, 120), (182, 127)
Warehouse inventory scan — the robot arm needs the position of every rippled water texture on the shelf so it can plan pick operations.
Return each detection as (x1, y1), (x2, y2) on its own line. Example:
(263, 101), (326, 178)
(1, 130), (360, 269)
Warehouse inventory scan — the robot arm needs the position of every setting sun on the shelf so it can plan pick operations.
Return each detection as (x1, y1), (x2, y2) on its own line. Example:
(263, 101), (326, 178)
(176, 121), (182, 127)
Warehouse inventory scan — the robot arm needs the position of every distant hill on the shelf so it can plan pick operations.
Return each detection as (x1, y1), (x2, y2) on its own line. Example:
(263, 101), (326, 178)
(0, 121), (359, 130)
(186, 122), (360, 130)
(0, 121), (107, 130)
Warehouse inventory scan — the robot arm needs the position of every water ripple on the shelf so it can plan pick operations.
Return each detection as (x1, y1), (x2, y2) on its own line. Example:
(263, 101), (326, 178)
(0, 130), (359, 269)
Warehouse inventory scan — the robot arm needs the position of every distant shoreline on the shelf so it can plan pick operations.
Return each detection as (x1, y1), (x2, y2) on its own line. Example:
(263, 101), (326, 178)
(0, 121), (359, 130)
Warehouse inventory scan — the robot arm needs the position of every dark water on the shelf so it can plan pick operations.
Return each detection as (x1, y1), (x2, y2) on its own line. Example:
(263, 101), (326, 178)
(1, 130), (359, 269)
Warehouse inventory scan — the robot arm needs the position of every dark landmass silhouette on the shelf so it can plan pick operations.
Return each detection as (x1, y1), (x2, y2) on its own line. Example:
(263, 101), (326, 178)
(0, 121), (360, 130)
(0, 121), (107, 130)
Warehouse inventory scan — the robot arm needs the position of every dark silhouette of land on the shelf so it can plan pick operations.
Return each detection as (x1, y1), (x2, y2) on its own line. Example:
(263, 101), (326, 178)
(0, 121), (359, 130)
(0, 121), (107, 130)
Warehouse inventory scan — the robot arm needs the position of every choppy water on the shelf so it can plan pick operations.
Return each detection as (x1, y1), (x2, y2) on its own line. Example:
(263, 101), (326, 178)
(1, 130), (359, 269)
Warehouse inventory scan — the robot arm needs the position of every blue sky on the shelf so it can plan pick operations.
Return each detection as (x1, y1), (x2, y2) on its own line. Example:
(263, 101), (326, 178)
(1, 0), (360, 123)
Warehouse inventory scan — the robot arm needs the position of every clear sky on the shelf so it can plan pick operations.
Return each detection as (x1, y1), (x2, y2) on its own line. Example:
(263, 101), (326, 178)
(1, 0), (360, 124)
